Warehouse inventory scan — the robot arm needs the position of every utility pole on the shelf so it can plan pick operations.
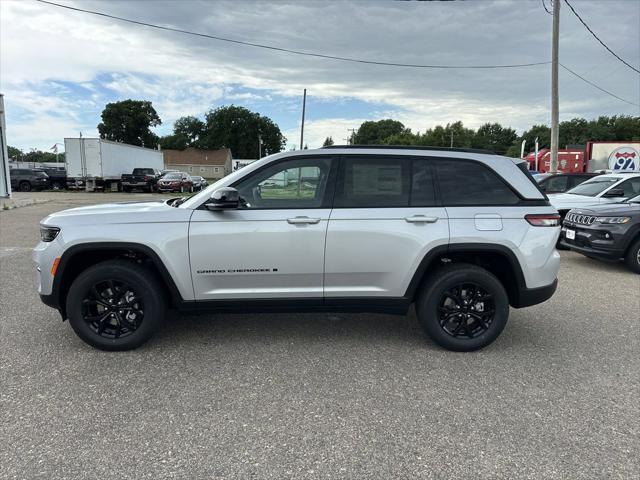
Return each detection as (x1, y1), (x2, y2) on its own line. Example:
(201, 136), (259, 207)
(299, 89), (306, 151)
(550, 0), (560, 173)
(347, 128), (356, 145)
(450, 131), (454, 148)
(258, 133), (262, 159)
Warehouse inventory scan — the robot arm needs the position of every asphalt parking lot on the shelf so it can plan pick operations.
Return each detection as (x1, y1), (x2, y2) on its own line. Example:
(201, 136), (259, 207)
(1, 192), (638, 479)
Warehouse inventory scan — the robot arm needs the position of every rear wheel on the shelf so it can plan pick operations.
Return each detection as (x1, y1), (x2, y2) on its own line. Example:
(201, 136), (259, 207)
(51, 181), (63, 190)
(66, 260), (165, 350)
(19, 181), (32, 192)
(416, 263), (509, 351)
(624, 238), (640, 274)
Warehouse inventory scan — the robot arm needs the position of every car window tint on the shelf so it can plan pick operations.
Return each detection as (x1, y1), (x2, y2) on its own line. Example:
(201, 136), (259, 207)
(234, 156), (332, 209)
(336, 157), (410, 208)
(618, 177), (640, 197)
(435, 159), (519, 205)
(411, 160), (437, 206)
(545, 175), (568, 192)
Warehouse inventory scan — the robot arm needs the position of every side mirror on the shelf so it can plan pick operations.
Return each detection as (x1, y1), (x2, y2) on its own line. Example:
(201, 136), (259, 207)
(205, 187), (239, 211)
(603, 188), (625, 198)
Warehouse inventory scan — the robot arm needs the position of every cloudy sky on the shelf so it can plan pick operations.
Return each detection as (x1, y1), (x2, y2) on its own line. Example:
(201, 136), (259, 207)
(1, 0), (639, 152)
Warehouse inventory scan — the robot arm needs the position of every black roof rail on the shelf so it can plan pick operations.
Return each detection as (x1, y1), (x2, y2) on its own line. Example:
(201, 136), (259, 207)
(321, 145), (497, 155)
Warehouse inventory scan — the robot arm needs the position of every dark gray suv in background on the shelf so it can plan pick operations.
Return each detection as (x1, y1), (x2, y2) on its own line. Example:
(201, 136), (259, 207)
(560, 194), (640, 273)
(9, 168), (50, 191)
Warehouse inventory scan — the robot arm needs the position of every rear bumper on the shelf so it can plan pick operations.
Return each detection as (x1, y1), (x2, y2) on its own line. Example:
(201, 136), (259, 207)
(512, 278), (558, 308)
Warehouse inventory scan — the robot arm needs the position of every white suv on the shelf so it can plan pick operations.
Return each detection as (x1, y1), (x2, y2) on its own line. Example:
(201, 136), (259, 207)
(34, 147), (561, 352)
(548, 172), (640, 215)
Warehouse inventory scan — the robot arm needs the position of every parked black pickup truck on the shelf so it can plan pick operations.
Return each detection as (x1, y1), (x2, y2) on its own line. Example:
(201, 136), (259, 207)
(121, 168), (163, 192)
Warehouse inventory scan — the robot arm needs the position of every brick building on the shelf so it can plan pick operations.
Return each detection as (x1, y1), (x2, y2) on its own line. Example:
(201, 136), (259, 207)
(163, 148), (232, 180)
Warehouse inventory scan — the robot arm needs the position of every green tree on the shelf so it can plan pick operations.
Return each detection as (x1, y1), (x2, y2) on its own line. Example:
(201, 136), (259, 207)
(322, 136), (334, 147)
(173, 116), (205, 146)
(158, 134), (188, 150)
(352, 119), (406, 145)
(520, 124), (551, 151)
(472, 123), (518, 154)
(7, 146), (23, 160)
(97, 99), (162, 147)
(199, 105), (285, 158)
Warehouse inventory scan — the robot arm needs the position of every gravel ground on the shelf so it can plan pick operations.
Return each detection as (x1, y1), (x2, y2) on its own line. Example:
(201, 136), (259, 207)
(1, 192), (638, 479)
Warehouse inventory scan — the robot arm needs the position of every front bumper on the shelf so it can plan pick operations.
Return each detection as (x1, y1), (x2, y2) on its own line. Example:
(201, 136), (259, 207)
(560, 223), (628, 260)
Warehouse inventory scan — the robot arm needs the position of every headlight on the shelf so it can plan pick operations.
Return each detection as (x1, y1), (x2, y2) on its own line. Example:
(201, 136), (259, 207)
(40, 226), (60, 242)
(595, 216), (631, 224)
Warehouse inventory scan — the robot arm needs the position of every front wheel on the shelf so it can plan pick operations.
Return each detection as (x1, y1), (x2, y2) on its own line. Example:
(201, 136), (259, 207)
(66, 260), (165, 350)
(19, 181), (32, 192)
(416, 264), (509, 352)
(624, 238), (640, 274)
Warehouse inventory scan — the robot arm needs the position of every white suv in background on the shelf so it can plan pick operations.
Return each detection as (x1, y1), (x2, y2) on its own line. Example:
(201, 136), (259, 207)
(548, 172), (640, 216)
(34, 146), (561, 352)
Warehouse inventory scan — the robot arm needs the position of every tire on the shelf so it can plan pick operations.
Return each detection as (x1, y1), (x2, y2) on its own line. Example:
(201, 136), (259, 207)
(624, 237), (640, 274)
(19, 181), (32, 192)
(123, 186), (131, 193)
(66, 260), (166, 351)
(51, 181), (62, 190)
(415, 263), (510, 352)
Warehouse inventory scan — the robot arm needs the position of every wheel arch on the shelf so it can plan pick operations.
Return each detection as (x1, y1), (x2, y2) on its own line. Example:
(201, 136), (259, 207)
(52, 242), (184, 319)
(405, 243), (528, 308)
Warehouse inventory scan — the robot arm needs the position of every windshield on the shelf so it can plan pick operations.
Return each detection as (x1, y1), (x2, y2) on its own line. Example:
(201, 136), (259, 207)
(162, 173), (181, 180)
(565, 177), (619, 197)
(533, 173), (551, 182)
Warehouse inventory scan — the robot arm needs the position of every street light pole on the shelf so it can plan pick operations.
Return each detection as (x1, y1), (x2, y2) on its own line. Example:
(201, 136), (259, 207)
(550, 0), (561, 173)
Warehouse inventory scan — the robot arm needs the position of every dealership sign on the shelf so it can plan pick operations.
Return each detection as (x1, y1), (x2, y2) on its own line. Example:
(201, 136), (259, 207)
(608, 146), (639, 171)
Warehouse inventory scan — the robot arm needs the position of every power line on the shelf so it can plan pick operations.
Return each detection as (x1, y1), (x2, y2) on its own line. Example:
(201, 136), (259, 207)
(563, 0), (640, 75)
(560, 63), (640, 107)
(35, 0), (549, 70)
(541, 0), (552, 15)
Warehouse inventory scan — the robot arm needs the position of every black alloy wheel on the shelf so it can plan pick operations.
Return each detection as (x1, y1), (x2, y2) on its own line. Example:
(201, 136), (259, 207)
(82, 279), (144, 339)
(416, 263), (509, 351)
(438, 283), (495, 339)
(66, 260), (165, 350)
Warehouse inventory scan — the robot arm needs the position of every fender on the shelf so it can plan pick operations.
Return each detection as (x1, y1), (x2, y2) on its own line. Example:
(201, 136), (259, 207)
(48, 242), (185, 316)
(404, 243), (529, 307)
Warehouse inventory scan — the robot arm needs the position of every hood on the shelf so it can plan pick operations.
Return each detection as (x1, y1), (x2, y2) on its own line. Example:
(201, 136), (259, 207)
(548, 193), (605, 209)
(569, 202), (640, 216)
(41, 200), (192, 227)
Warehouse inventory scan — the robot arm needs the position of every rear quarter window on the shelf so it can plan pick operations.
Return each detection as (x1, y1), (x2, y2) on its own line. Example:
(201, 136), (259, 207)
(435, 159), (520, 206)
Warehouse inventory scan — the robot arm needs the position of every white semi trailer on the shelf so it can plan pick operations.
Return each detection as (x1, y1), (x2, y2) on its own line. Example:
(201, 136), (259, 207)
(65, 138), (164, 191)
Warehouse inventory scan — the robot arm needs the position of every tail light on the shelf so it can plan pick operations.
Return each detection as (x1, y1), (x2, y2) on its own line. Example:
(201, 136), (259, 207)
(525, 214), (561, 227)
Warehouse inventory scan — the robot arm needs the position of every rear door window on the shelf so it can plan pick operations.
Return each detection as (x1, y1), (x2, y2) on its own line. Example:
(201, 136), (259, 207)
(410, 160), (437, 206)
(335, 156), (410, 207)
(434, 159), (520, 206)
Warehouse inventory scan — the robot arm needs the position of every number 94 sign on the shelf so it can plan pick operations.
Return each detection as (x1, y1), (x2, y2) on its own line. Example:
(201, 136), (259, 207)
(608, 147), (639, 171)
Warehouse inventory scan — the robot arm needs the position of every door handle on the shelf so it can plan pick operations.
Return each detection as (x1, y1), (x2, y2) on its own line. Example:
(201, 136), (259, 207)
(287, 216), (321, 225)
(405, 215), (438, 223)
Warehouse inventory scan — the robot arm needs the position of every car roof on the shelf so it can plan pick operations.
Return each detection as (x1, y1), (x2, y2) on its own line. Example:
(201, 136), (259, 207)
(589, 172), (640, 180)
